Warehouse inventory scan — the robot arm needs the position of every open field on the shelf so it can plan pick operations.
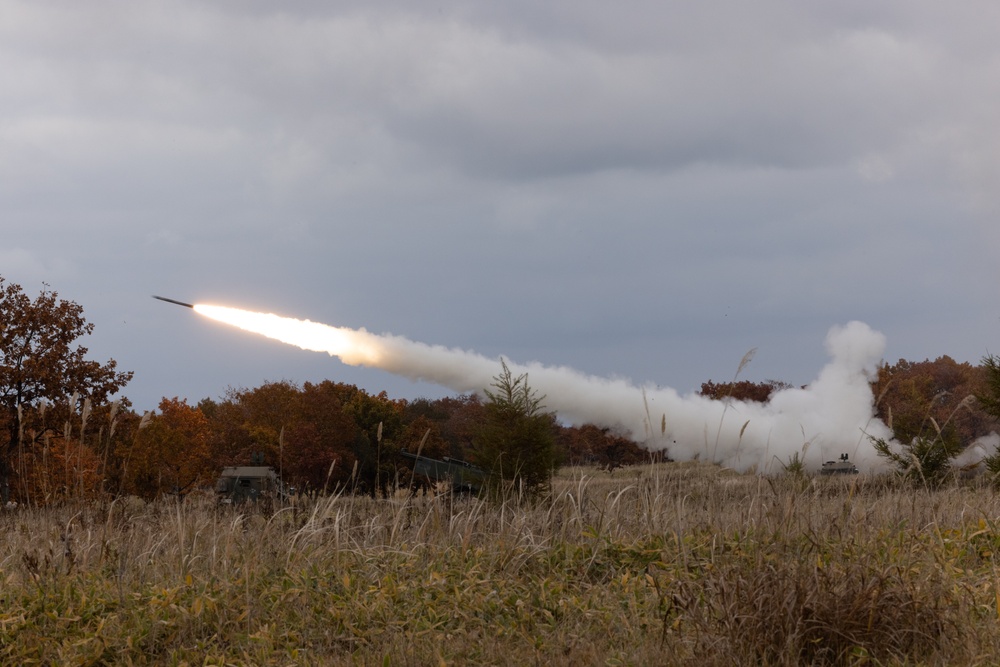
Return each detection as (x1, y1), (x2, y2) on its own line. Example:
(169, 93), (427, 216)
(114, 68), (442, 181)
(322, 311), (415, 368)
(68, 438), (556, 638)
(3, 463), (1000, 665)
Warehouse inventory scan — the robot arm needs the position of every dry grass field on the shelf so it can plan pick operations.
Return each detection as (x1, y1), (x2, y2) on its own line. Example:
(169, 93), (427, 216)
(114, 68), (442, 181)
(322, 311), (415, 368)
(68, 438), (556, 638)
(3, 463), (1000, 665)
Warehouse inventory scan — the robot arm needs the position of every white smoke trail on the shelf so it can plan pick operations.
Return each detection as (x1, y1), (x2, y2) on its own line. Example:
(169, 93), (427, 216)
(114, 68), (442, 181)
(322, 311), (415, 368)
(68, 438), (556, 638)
(949, 433), (1000, 477)
(194, 305), (894, 473)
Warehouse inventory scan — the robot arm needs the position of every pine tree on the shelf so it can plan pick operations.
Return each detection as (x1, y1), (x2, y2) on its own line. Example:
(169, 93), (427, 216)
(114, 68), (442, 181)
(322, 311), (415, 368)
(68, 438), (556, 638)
(978, 354), (1000, 421)
(475, 359), (557, 495)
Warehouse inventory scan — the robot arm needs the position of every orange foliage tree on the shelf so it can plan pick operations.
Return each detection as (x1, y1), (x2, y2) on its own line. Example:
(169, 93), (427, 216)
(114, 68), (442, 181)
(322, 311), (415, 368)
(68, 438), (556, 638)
(121, 398), (212, 499)
(871, 356), (998, 447)
(699, 379), (793, 403)
(287, 381), (369, 492)
(200, 381), (405, 494)
(15, 432), (103, 505)
(10, 395), (142, 504)
(339, 387), (406, 493)
(0, 278), (132, 502)
(397, 415), (449, 460)
(433, 394), (486, 459)
(214, 381), (304, 466)
(556, 423), (650, 469)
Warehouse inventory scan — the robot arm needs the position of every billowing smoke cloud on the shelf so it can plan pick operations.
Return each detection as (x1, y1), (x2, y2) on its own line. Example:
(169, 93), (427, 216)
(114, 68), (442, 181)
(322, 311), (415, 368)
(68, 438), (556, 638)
(195, 305), (894, 472)
(950, 433), (1000, 477)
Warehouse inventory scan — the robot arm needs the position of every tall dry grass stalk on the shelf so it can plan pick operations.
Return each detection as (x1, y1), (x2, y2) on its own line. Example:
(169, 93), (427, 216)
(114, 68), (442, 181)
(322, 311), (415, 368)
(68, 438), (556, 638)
(1, 464), (1000, 664)
(712, 347), (756, 462)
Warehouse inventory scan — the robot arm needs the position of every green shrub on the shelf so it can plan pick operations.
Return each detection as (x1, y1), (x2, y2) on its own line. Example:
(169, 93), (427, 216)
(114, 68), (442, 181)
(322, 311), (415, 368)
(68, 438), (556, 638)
(871, 433), (962, 488)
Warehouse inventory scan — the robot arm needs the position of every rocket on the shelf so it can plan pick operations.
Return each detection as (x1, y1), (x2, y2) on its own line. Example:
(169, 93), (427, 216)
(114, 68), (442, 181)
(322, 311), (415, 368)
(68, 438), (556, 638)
(152, 295), (195, 309)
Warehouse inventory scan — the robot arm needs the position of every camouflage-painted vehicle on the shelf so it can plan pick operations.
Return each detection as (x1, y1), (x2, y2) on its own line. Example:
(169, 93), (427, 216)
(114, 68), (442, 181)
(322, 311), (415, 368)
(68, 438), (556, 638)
(820, 453), (859, 475)
(400, 450), (487, 493)
(215, 466), (293, 504)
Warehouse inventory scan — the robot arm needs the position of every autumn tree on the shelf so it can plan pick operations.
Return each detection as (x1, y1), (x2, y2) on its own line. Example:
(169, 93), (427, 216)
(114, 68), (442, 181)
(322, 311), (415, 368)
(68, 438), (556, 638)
(291, 381), (370, 491)
(556, 423), (650, 469)
(220, 381), (304, 466)
(394, 415), (452, 491)
(401, 399), (452, 459)
(398, 415), (449, 460)
(475, 359), (557, 494)
(871, 356), (1000, 487)
(699, 379), (793, 403)
(396, 394), (485, 487)
(0, 279), (132, 502)
(12, 395), (107, 504)
(204, 380), (392, 493)
(871, 356), (996, 446)
(94, 404), (144, 496)
(123, 398), (212, 499)
(343, 389), (406, 493)
(430, 394), (485, 460)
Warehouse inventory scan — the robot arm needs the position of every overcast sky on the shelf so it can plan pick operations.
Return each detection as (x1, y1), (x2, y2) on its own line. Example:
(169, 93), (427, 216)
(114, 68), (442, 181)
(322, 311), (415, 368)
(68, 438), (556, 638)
(3, 1), (999, 413)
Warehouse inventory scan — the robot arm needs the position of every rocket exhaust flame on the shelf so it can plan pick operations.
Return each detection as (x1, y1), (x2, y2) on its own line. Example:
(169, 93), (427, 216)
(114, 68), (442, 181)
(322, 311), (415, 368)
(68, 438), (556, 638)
(190, 303), (894, 473)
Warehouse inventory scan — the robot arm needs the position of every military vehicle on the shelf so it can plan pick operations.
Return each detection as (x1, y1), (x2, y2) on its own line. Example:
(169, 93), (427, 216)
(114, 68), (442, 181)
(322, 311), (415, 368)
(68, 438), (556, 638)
(400, 450), (487, 493)
(820, 453), (859, 475)
(215, 466), (293, 504)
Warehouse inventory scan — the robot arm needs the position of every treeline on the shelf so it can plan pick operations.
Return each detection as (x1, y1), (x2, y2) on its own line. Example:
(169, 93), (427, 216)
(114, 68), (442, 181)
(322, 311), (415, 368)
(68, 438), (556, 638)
(12, 354), (996, 505)
(4, 277), (1000, 505)
(700, 354), (1000, 452)
(8, 363), (1000, 505)
(3, 380), (653, 504)
(0, 278), (652, 505)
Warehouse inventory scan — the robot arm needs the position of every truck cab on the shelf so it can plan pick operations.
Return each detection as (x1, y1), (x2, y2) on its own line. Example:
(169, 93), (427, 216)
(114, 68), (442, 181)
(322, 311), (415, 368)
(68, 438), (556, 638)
(215, 466), (292, 504)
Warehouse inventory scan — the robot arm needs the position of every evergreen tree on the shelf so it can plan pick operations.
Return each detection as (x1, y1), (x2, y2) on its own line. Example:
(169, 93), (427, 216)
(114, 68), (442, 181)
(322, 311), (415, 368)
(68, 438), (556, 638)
(977, 354), (1000, 484)
(475, 359), (557, 495)
(978, 353), (1000, 421)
